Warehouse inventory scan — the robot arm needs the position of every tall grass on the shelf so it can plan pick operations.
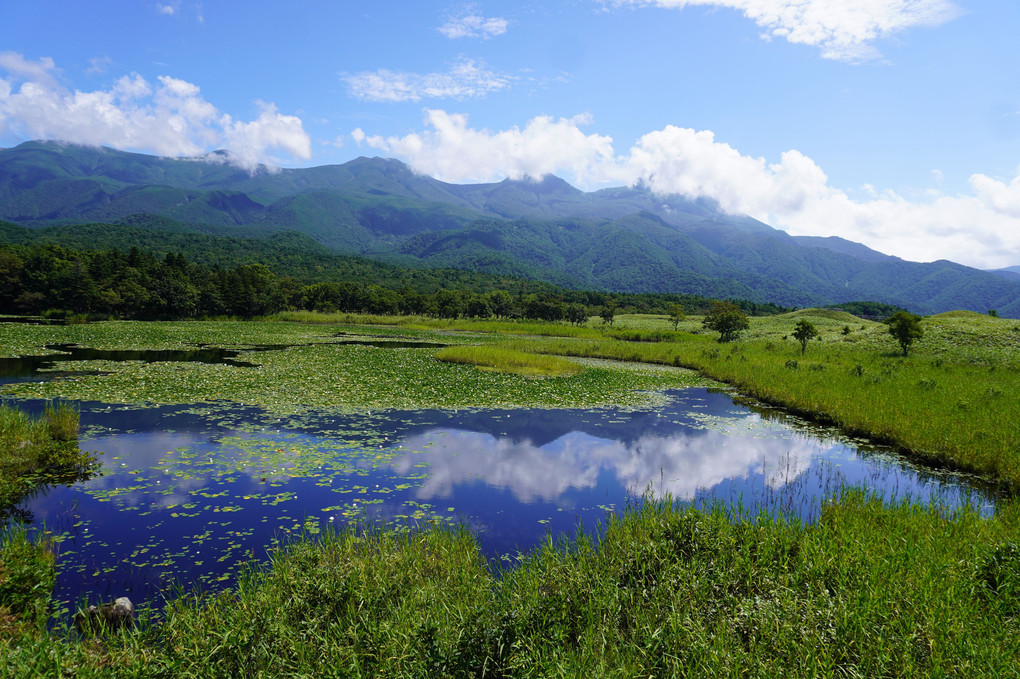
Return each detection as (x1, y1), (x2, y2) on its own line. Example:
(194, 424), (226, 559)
(0, 402), (89, 510)
(273, 310), (607, 338)
(5, 495), (1019, 676)
(0, 527), (56, 640)
(521, 319), (1020, 490)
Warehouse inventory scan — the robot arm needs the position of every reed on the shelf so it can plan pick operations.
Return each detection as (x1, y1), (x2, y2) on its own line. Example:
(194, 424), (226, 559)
(6, 495), (1018, 677)
(0, 402), (85, 508)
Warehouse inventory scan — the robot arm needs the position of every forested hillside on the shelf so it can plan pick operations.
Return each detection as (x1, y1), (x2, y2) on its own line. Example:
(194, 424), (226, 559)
(3, 141), (1019, 316)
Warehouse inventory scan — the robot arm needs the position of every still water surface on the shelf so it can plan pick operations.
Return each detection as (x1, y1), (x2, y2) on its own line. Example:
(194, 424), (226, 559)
(10, 386), (993, 611)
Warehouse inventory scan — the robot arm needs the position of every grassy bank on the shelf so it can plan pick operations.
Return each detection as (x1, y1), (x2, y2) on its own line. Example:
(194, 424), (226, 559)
(519, 315), (1020, 489)
(0, 402), (86, 511)
(0, 528), (56, 641)
(3, 494), (1018, 677)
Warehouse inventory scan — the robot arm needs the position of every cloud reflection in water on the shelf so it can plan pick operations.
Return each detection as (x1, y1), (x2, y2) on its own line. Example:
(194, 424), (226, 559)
(392, 414), (829, 503)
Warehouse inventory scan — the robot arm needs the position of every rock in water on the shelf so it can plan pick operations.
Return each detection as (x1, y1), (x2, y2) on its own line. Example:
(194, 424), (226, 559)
(75, 596), (135, 633)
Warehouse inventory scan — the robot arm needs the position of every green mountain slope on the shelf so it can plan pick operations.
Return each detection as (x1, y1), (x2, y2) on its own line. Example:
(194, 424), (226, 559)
(2, 140), (1019, 316)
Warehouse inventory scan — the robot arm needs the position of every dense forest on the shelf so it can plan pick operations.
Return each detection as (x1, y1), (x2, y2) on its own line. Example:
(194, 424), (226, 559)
(0, 239), (790, 322)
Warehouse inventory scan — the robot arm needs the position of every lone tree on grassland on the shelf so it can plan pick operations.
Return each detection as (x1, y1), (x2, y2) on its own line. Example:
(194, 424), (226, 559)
(886, 310), (923, 356)
(667, 303), (686, 331)
(599, 301), (617, 327)
(702, 300), (749, 343)
(792, 319), (819, 355)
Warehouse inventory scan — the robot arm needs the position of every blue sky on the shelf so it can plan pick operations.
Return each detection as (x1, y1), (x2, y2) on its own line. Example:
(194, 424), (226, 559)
(1, 0), (1019, 268)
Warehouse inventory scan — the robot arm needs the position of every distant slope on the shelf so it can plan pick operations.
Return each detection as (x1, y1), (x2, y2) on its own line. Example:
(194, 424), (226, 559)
(792, 235), (898, 263)
(988, 266), (1020, 283)
(3, 141), (1020, 316)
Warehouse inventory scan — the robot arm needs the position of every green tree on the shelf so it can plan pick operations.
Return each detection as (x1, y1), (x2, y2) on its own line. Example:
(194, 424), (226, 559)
(566, 303), (589, 326)
(792, 319), (819, 355)
(702, 300), (749, 342)
(667, 303), (686, 331)
(433, 289), (463, 319)
(486, 291), (514, 319)
(599, 301), (617, 327)
(464, 294), (492, 319)
(886, 311), (923, 356)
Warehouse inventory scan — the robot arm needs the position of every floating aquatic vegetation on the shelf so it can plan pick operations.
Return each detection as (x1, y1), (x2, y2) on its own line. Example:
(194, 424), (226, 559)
(1, 321), (706, 414)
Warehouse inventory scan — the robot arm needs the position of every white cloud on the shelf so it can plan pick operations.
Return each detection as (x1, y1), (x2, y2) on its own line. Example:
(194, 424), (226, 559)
(342, 58), (510, 102)
(439, 11), (509, 39)
(0, 55), (311, 171)
(156, 2), (202, 23)
(0, 52), (58, 88)
(604, 0), (960, 61)
(87, 56), (113, 76)
(357, 109), (615, 184)
(359, 109), (1020, 268)
(969, 172), (1020, 219)
(221, 101), (312, 171)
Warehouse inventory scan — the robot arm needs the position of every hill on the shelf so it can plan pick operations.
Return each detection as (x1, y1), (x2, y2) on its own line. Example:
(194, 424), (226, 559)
(2, 141), (1019, 316)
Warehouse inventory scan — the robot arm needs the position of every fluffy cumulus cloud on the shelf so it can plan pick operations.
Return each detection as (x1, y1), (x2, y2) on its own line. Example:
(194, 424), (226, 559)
(342, 58), (509, 103)
(438, 9), (509, 39)
(604, 0), (960, 61)
(0, 54), (311, 171)
(355, 109), (615, 184)
(356, 109), (1020, 268)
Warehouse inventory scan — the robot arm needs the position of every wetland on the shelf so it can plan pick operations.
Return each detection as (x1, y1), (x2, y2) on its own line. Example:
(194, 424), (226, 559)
(0, 318), (999, 609)
(2, 313), (1019, 676)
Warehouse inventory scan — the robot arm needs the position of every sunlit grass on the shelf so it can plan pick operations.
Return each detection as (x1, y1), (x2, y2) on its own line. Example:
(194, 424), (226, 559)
(2, 313), (1020, 675)
(0, 402), (84, 508)
(435, 344), (585, 377)
(5, 493), (1019, 676)
(0, 526), (56, 642)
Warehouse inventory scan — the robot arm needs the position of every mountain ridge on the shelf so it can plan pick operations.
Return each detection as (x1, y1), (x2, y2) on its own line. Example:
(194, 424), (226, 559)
(2, 140), (1018, 316)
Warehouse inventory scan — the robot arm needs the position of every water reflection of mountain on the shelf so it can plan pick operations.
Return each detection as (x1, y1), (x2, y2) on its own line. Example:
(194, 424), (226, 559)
(278, 389), (749, 448)
(13, 389), (751, 452)
(391, 426), (826, 504)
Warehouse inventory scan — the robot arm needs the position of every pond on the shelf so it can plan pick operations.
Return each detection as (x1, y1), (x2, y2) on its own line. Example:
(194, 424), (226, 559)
(11, 385), (994, 612)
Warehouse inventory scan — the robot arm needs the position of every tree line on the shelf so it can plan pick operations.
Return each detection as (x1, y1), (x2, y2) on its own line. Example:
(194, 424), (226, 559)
(0, 242), (790, 322)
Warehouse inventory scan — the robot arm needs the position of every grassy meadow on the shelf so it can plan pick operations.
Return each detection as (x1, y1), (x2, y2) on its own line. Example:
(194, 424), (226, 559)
(456, 309), (1020, 490)
(2, 309), (1020, 675)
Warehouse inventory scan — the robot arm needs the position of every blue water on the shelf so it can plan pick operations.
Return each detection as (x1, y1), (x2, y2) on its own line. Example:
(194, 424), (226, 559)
(8, 387), (994, 611)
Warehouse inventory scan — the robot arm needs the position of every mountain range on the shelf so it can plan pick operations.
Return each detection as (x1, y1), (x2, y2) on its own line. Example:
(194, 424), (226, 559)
(1, 140), (1019, 317)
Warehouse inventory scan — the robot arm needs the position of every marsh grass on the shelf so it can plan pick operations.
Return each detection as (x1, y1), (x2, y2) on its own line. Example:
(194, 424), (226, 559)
(0, 526), (56, 640)
(3, 313), (1020, 675)
(0, 402), (87, 509)
(517, 315), (1020, 490)
(435, 345), (585, 377)
(4, 313), (1019, 485)
(7, 494), (1019, 677)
